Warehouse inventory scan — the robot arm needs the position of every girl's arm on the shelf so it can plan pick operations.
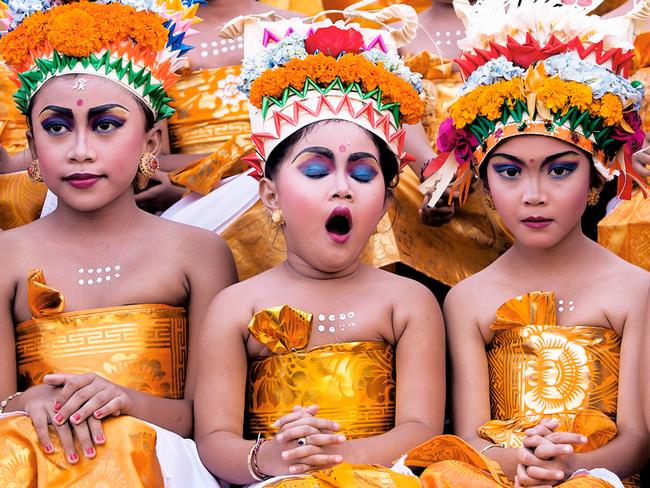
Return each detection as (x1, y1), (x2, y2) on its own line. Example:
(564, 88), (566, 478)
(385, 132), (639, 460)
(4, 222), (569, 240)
(445, 282), (524, 479)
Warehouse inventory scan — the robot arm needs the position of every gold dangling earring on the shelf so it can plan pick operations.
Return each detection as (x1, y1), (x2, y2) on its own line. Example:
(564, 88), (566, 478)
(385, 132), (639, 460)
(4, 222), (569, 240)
(137, 152), (159, 190)
(27, 159), (43, 183)
(271, 209), (284, 226)
(587, 187), (601, 206)
(482, 190), (496, 210)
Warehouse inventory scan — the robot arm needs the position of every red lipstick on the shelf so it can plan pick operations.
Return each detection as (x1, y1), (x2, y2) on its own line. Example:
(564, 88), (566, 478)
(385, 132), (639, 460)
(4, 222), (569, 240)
(63, 173), (103, 189)
(521, 216), (553, 229)
(325, 207), (353, 243)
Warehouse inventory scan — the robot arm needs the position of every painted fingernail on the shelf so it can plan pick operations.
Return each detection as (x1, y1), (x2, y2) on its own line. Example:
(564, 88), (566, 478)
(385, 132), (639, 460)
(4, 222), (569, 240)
(95, 433), (105, 443)
(53, 402), (62, 412)
(72, 413), (81, 423)
(94, 410), (103, 419)
(54, 414), (64, 424)
(68, 453), (78, 463)
(85, 447), (95, 457)
(44, 443), (54, 454)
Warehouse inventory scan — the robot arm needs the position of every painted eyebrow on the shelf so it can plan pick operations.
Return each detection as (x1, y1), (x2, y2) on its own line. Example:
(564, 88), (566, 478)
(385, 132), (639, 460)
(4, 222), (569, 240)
(490, 150), (581, 165)
(348, 152), (378, 162)
(38, 105), (73, 117)
(87, 104), (129, 118)
(290, 146), (334, 163)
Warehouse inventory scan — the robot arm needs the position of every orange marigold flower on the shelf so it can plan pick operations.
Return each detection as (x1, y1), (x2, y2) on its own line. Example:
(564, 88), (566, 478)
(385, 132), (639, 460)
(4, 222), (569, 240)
(590, 93), (624, 126)
(48, 9), (102, 58)
(249, 53), (423, 124)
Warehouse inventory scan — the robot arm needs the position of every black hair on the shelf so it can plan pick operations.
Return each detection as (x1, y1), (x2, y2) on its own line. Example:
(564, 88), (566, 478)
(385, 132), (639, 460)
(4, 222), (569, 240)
(264, 120), (400, 190)
(26, 74), (156, 132)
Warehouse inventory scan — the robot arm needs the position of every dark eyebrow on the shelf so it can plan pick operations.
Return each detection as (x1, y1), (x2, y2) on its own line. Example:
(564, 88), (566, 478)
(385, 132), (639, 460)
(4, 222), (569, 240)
(490, 150), (581, 165)
(348, 152), (378, 162)
(290, 146), (334, 163)
(38, 105), (73, 117)
(87, 104), (129, 118)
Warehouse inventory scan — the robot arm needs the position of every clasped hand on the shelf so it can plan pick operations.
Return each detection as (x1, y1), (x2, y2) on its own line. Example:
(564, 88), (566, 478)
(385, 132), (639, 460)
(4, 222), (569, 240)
(258, 404), (346, 476)
(20, 372), (132, 464)
(514, 418), (587, 488)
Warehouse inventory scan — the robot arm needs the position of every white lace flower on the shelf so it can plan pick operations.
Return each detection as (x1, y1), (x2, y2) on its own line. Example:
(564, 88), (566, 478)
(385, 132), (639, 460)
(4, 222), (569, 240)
(216, 73), (247, 107)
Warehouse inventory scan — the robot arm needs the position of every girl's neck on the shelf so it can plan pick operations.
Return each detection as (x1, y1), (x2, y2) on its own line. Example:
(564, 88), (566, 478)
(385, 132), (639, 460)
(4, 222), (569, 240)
(46, 189), (145, 241)
(505, 222), (594, 278)
(283, 253), (362, 282)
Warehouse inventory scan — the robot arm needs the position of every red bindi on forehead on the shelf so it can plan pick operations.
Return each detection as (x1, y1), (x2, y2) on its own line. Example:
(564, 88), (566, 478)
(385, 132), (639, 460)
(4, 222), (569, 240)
(338, 144), (346, 153)
(76, 99), (84, 106)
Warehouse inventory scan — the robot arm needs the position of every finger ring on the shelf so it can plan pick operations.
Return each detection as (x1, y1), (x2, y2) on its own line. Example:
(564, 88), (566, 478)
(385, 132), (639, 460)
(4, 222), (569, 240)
(296, 437), (307, 447)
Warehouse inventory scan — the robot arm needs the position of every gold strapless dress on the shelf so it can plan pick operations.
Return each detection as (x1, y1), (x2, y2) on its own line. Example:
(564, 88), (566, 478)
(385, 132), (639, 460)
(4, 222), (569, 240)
(243, 305), (419, 487)
(0, 270), (189, 487)
(409, 291), (637, 487)
(0, 63), (47, 230)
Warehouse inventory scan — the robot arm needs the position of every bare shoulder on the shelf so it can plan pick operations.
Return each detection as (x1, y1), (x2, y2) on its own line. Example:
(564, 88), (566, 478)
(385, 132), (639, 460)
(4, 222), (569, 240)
(592, 245), (649, 305)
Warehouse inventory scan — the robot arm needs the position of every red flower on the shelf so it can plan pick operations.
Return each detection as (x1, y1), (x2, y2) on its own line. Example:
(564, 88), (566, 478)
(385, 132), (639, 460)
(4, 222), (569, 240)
(305, 25), (365, 58)
(437, 117), (478, 164)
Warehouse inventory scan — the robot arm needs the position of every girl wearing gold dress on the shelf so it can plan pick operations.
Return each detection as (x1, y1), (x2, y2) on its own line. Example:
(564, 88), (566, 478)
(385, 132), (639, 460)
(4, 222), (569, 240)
(0, 0), (237, 485)
(403, 0), (650, 486)
(193, 8), (445, 486)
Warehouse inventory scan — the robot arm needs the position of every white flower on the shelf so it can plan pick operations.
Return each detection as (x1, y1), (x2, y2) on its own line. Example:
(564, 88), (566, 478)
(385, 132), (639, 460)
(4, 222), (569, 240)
(7, 0), (50, 29)
(216, 73), (247, 107)
(459, 57), (525, 95)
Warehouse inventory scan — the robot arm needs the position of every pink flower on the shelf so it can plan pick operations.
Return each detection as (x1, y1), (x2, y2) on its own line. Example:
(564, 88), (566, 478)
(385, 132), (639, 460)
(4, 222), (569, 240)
(612, 111), (644, 152)
(305, 26), (365, 58)
(437, 117), (479, 164)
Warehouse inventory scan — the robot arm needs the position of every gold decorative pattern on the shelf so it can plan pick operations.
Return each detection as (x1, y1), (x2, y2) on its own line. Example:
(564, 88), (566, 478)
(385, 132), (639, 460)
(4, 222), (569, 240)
(415, 292), (638, 487)
(245, 306), (396, 441)
(17, 270), (188, 399)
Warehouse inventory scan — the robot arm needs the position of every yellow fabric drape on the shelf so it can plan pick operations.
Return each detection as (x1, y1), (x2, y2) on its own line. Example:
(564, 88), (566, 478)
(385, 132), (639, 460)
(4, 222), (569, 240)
(413, 291), (638, 487)
(0, 63), (47, 230)
(0, 271), (187, 486)
(244, 305), (417, 487)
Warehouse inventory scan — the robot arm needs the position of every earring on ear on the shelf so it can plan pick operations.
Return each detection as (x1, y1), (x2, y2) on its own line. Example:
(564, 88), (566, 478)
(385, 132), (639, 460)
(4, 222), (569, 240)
(587, 186), (602, 206)
(137, 152), (159, 190)
(482, 189), (496, 210)
(271, 209), (285, 226)
(27, 159), (43, 183)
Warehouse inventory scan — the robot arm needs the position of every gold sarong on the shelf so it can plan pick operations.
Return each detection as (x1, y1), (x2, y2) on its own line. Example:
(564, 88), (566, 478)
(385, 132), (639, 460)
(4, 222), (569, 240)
(415, 291), (637, 487)
(0, 270), (188, 486)
(244, 305), (417, 487)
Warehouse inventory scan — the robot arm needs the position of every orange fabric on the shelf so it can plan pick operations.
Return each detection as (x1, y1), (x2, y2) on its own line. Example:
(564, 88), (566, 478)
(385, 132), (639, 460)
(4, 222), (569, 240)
(0, 171), (47, 230)
(17, 270), (188, 398)
(598, 191), (650, 271)
(414, 292), (637, 487)
(245, 305), (395, 440)
(0, 415), (164, 487)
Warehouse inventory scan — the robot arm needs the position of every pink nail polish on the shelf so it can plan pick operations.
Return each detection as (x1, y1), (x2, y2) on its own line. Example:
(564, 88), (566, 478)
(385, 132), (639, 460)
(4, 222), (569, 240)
(44, 444), (54, 454)
(69, 453), (78, 463)
(85, 447), (95, 457)
(53, 402), (62, 412)
(96, 433), (105, 443)
(94, 410), (103, 419)
(72, 413), (81, 423)
(54, 414), (64, 424)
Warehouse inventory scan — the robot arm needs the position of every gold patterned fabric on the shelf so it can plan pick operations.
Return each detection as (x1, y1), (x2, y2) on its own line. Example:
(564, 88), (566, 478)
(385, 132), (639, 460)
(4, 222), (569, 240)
(245, 305), (396, 440)
(0, 270), (186, 486)
(0, 63), (47, 230)
(598, 191), (650, 271)
(0, 414), (164, 488)
(244, 306), (419, 487)
(415, 291), (637, 487)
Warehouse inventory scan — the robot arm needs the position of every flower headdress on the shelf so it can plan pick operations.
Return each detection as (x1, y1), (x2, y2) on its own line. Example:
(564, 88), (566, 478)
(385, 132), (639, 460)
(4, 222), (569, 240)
(424, 0), (650, 202)
(220, 1), (424, 178)
(0, 0), (202, 121)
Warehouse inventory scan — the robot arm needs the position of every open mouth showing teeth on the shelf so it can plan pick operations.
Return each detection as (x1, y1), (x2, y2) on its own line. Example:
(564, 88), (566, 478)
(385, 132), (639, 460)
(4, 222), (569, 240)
(326, 211), (352, 236)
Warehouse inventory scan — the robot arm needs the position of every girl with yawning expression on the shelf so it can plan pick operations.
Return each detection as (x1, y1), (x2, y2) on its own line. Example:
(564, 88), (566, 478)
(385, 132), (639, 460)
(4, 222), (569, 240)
(194, 9), (445, 487)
